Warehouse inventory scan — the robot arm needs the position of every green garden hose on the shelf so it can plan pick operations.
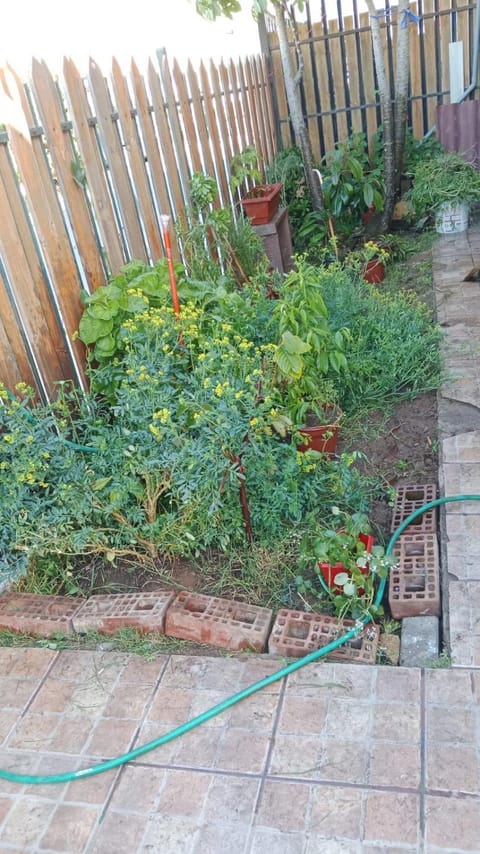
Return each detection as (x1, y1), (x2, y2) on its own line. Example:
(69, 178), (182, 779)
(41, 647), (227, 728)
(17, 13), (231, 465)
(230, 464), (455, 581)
(0, 492), (478, 786)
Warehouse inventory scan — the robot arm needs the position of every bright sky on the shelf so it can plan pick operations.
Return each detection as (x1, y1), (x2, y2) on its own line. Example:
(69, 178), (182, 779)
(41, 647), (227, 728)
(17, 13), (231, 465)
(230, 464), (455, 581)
(0, 0), (261, 74)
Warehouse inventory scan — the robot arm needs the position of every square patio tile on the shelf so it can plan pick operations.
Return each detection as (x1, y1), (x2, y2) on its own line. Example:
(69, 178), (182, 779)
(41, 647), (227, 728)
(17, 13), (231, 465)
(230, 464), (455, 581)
(0, 797), (56, 849)
(426, 744), (480, 793)
(364, 790), (419, 846)
(255, 780), (310, 832)
(191, 822), (251, 853)
(88, 811), (149, 854)
(39, 803), (100, 852)
(425, 794), (480, 850)
(308, 784), (363, 839)
(109, 764), (166, 813)
(368, 742), (420, 788)
(156, 768), (212, 817)
(250, 828), (306, 853)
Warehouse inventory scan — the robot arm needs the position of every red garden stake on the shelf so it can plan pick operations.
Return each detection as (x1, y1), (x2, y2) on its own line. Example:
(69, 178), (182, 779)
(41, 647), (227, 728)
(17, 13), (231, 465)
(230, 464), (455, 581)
(160, 215), (180, 316)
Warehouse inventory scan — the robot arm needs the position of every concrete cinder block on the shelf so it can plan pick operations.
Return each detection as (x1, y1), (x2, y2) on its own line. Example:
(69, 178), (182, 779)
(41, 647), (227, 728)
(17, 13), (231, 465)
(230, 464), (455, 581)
(72, 591), (175, 636)
(165, 592), (273, 652)
(400, 616), (440, 667)
(0, 592), (84, 636)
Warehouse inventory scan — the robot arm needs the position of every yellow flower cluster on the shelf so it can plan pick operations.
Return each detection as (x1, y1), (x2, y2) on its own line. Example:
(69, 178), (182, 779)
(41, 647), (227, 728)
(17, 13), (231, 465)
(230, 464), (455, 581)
(215, 381), (230, 397)
(152, 409), (171, 424)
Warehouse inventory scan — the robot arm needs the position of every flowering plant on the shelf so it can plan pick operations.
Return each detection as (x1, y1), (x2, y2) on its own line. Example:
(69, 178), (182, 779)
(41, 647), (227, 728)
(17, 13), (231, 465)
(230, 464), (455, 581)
(297, 507), (397, 620)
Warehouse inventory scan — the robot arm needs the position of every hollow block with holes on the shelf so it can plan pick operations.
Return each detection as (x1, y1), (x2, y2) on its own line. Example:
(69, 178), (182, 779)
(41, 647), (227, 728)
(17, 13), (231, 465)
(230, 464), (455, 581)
(268, 609), (379, 664)
(72, 591), (175, 635)
(391, 483), (437, 533)
(388, 533), (441, 619)
(165, 591), (273, 652)
(0, 592), (84, 636)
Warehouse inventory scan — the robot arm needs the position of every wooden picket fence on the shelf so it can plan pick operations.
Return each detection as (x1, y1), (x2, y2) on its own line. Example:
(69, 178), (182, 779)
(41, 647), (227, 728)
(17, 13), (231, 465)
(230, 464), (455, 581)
(266, 0), (478, 161)
(0, 53), (276, 399)
(1, 0), (478, 398)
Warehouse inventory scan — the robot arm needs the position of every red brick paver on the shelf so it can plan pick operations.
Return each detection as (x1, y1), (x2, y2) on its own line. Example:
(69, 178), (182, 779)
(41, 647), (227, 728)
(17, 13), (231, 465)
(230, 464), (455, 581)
(0, 592), (84, 636)
(268, 609), (379, 664)
(389, 532), (441, 618)
(72, 591), (175, 635)
(165, 591), (273, 652)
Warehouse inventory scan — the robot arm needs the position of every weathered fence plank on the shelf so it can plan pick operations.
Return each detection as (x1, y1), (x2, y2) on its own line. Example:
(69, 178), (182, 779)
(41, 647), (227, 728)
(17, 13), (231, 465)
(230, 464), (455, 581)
(130, 60), (176, 238)
(111, 58), (164, 262)
(31, 60), (107, 291)
(89, 59), (147, 261)
(63, 58), (126, 276)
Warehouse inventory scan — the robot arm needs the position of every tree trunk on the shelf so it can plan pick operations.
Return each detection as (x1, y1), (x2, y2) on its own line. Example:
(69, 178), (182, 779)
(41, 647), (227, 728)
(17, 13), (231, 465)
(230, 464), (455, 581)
(274, 2), (324, 211)
(393, 0), (410, 195)
(365, 0), (395, 230)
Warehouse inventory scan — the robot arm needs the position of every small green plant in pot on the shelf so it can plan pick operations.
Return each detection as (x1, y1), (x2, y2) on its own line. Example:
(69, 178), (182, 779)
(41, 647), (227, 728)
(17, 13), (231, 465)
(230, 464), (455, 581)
(297, 507), (398, 621)
(270, 258), (349, 450)
(409, 150), (480, 233)
(346, 240), (391, 284)
(230, 145), (283, 225)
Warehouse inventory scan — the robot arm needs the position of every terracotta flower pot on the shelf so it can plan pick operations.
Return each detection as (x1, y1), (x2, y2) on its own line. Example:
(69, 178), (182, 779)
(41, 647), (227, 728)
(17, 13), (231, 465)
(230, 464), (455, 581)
(241, 183), (283, 225)
(364, 259), (385, 284)
(318, 533), (374, 593)
(297, 405), (342, 456)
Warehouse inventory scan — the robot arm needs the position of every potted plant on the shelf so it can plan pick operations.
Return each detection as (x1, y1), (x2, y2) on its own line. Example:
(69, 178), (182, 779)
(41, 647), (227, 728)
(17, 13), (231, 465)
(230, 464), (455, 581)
(230, 145), (283, 226)
(269, 259), (349, 453)
(409, 150), (480, 234)
(346, 240), (391, 284)
(297, 508), (398, 620)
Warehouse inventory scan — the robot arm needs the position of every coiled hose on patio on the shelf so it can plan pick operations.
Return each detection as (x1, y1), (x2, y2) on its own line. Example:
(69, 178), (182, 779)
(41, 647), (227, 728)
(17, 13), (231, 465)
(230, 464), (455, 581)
(0, 493), (478, 786)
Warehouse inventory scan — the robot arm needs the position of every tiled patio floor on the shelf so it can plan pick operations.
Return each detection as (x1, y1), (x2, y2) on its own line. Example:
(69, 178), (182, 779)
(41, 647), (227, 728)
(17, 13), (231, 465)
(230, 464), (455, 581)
(0, 647), (479, 853)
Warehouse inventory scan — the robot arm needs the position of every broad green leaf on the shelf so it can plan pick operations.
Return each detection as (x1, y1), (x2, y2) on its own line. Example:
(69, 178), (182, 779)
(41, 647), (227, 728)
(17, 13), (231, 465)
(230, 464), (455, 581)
(91, 477), (112, 491)
(279, 330), (311, 355)
(333, 571), (349, 586)
(343, 581), (357, 597)
(78, 312), (113, 345)
(94, 334), (117, 358)
(364, 183), (374, 208)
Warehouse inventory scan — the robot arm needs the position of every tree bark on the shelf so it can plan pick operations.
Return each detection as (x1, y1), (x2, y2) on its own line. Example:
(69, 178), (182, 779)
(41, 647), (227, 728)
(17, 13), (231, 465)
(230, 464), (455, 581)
(273, 2), (324, 211)
(394, 0), (411, 194)
(365, 0), (395, 230)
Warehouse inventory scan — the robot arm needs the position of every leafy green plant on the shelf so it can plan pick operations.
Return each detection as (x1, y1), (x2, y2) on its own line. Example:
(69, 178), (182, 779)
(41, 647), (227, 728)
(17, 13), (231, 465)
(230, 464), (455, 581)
(296, 506), (396, 620)
(178, 171), (268, 285)
(266, 146), (315, 247)
(78, 259), (184, 363)
(409, 150), (480, 216)
(320, 267), (442, 416)
(321, 133), (384, 230)
(271, 258), (350, 426)
(229, 145), (264, 194)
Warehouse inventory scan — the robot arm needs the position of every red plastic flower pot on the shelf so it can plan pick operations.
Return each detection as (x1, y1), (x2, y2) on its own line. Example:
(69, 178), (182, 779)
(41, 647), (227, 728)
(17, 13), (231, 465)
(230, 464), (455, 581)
(318, 533), (374, 594)
(364, 258), (385, 284)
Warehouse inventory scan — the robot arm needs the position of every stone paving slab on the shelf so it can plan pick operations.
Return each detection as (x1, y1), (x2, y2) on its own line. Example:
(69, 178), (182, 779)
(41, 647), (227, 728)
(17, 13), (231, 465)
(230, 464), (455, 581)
(435, 226), (480, 668)
(0, 648), (479, 853)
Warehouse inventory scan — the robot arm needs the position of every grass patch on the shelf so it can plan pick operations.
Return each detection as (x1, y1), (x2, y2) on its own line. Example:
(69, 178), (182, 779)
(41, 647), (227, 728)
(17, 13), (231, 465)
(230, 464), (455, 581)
(0, 626), (230, 657)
